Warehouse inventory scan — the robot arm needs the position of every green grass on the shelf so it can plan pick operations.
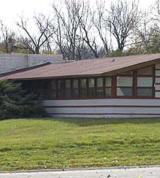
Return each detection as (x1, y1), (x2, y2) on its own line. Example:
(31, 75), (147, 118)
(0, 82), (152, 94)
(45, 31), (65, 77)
(0, 117), (160, 171)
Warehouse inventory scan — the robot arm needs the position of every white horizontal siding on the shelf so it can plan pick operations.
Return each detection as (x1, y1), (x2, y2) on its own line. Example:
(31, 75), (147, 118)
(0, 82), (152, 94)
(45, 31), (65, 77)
(45, 107), (160, 114)
(43, 99), (160, 106)
(49, 114), (160, 118)
(43, 99), (160, 118)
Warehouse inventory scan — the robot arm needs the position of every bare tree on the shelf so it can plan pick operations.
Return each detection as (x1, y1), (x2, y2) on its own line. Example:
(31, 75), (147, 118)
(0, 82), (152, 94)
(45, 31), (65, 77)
(0, 21), (16, 53)
(93, 1), (111, 56)
(52, 0), (84, 60)
(52, 0), (101, 60)
(17, 14), (54, 54)
(105, 0), (139, 52)
(77, 2), (100, 58)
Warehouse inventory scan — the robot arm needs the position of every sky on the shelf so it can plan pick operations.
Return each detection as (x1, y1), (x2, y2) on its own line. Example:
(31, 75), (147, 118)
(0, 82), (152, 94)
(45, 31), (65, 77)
(0, 0), (154, 23)
(0, 0), (156, 35)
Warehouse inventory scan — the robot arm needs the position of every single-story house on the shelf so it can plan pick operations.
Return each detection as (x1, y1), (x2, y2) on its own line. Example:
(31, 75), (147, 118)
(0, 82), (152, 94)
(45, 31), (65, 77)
(1, 53), (160, 118)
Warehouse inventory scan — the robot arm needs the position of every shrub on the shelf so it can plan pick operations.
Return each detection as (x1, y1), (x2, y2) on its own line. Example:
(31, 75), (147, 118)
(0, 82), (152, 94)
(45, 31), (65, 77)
(0, 80), (46, 119)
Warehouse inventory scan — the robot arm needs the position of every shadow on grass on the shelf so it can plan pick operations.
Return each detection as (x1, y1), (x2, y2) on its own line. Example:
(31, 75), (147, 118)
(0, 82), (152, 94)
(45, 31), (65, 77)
(20, 117), (160, 127)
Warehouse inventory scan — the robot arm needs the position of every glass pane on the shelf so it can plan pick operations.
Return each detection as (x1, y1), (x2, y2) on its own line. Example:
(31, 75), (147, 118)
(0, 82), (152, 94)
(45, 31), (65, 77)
(117, 87), (133, 96)
(81, 79), (87, 88)
(73, 79), (78, 88)
(88, 79), (95, 97)
(105, 77), (111, 87)
(65, 80), (71, 88)
(137, 77), (153, 87)
(117, 76), (133, 87)
(51, 80), (56, 90)
(137, 66), (153, 76)
(97, 87), (104, 97)
(72, 79), (79, 97)
(88, 88), (95, 97)
(97, 78), (103, 87)
(89, 78), (95, 87)
(105, 88), (111, 96)
(43, 80), (49, 96)
(57, 80), (64, 97)
(65, 89), (71, 98)
(58, 80), (64, 89)
(50, 90), (56, 99)
(72, 89), (79, 97)
(80, 79), (87, 97)
(137, 88), (153, 96)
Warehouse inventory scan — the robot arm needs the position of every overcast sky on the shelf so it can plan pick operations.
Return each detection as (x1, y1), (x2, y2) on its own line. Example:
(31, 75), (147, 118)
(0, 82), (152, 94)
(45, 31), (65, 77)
(0, 0), (155, 31)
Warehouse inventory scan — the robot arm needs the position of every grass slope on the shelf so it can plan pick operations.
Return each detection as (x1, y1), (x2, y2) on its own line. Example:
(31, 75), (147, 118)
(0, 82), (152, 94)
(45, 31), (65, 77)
(0, 118), (160, 171)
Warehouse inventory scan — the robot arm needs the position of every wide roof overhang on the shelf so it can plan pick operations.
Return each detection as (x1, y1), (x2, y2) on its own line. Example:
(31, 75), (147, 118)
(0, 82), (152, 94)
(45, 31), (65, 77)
(1, 53), (160, 80)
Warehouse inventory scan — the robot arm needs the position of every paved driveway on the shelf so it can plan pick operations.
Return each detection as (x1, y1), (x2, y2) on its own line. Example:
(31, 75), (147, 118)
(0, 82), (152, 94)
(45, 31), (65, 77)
(0, 166), (160, 178)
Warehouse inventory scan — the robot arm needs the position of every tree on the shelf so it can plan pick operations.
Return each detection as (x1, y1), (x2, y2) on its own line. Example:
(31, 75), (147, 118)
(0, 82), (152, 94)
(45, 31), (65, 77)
(17, 14), (54, 54)
(52, 0), (84, 60)
(0, 21), (16, 53)
(0, 80), (45, 119)
(105, 0), (139, 52)
(93, 1), (111, 56)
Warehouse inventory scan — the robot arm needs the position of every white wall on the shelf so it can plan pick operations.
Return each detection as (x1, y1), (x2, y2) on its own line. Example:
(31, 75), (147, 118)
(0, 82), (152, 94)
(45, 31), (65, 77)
(0, 54), (63, 74)
(43, 99), (160, 118)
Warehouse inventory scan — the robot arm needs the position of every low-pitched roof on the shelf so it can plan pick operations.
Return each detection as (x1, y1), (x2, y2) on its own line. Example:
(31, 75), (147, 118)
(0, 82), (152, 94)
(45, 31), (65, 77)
(1, 53), (160, 80)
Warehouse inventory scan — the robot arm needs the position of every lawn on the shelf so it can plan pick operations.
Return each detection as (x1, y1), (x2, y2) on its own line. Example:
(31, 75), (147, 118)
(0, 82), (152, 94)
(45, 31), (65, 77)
(0, 117), (160, 171)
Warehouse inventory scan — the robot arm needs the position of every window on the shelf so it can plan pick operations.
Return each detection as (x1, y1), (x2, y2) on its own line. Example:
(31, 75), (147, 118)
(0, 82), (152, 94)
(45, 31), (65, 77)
(88, 78), (95, 97)
(41, 80), (50, 99)
(137, 66), (154, 97)
(96, 78), (104, 97)
(105, 77), (111, 96)
(137, 77), (153, 97)
(137, 77), (153, 87)
(50, 80), (56, 99)
(72, 79), (79, 97)
(65, 80), (71, 98)
(80, 79), (87, 97)
(116, 76), (133, 96)
(57, 80), (64, 98)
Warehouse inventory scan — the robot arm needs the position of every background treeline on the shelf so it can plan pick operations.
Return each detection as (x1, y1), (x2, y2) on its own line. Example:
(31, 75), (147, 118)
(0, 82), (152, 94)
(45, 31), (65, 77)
(1, 0), (160, 60)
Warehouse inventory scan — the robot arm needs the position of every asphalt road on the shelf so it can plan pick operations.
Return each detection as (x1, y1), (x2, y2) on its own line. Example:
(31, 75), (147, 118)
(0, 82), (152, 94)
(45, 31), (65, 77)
(0, 166), (160, 178)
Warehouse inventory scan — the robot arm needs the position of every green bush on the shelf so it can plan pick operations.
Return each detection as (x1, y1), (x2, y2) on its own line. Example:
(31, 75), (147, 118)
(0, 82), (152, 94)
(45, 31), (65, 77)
(0, 80), (46, 119)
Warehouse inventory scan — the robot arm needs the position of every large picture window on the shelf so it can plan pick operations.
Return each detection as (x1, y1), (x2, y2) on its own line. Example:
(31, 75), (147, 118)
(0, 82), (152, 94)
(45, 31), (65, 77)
(116, 76), (133, 96)
(137, 67), (154, 97)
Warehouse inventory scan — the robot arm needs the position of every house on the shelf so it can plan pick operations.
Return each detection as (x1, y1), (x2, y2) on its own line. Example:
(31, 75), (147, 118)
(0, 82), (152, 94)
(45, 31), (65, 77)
(1, 53), (160, 118)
